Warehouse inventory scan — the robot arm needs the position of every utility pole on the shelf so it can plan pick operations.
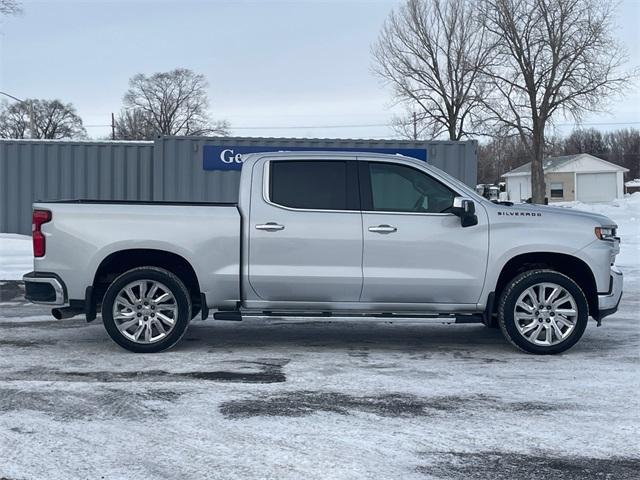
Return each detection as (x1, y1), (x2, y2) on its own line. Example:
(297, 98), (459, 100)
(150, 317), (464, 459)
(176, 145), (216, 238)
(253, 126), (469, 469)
(412, 111), (417, 140)
(111, 112), (116, 140)
(29, 101), (36, 139)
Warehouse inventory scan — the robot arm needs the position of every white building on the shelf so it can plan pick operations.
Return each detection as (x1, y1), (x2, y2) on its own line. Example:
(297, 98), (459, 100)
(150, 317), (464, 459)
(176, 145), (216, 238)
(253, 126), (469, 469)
(502, 153), (629, 203)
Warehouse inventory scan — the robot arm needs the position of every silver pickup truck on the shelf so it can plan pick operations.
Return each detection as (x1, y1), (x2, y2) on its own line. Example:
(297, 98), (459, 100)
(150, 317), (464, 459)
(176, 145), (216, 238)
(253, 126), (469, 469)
(23, 151), (623, 354)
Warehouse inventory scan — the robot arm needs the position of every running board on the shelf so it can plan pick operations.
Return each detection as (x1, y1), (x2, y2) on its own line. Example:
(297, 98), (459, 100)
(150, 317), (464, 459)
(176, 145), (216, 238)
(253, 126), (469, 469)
(213, 311), (483, 324)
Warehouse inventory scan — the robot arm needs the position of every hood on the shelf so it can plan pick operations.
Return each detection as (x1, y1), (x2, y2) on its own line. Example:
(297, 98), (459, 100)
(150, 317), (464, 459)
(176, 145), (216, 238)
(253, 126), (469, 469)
(510, 203), (616, 226)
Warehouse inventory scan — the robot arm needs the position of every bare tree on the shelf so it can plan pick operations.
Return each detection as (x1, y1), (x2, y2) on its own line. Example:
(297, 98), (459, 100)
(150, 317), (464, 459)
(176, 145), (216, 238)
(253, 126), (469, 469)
(606, 128), (640, 180)
(0, 99), (86, 139)
(373, 0), (491, 140)
(478, 135), (531, 184)
(113, 109), (157, 140)
(479, 0), (633, 203)
(0, 0), (21, 15)
(562, 128), (640, 179)
(0, 101), (28, 138)
(118, 68), (229, 139)
(562, 128), (608, 158)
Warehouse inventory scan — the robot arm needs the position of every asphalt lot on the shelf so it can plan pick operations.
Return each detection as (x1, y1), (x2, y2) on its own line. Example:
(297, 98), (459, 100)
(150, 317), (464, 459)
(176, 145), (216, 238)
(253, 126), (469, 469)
(0, 276), (638, 480)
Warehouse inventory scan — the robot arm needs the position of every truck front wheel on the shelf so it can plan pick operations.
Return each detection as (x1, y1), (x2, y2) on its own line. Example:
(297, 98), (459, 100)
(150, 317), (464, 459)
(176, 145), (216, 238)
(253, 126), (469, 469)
(101, 266), (192, 353)
(498, 270), (589, 354)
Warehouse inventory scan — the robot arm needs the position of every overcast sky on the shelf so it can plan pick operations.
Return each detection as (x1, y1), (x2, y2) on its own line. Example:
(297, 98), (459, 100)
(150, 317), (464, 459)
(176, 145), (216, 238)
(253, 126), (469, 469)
(0, 0), (638, 140)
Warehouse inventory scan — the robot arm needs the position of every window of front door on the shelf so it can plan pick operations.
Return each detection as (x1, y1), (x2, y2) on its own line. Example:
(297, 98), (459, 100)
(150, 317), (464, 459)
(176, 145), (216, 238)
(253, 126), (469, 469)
(364, 162), (457, 213)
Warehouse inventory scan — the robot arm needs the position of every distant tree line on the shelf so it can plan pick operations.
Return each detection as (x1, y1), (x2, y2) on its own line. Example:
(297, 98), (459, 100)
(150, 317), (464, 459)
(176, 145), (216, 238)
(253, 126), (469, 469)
(0, 68), (229, 141)
(478, 128), (640, 184)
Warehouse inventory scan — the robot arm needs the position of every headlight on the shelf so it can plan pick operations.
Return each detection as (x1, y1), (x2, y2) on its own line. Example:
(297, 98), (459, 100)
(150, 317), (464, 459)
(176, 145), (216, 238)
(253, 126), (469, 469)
(595, 226), (617, 241)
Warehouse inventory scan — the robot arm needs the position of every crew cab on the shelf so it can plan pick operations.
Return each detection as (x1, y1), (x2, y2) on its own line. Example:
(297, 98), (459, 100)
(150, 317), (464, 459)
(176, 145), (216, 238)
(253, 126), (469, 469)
(23, 152), (623, 354)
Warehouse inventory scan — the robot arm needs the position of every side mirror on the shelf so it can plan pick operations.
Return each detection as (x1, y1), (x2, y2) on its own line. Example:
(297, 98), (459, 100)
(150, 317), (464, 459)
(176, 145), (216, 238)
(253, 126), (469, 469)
(451, 197), (478, 227)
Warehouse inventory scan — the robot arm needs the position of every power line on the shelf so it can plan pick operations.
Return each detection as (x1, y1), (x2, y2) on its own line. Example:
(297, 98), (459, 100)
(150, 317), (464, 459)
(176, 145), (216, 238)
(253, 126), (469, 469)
(207, 120), (640, 130)
(81, 120), (640, 130)
(82, 122), (392, 130)
(555, 121), (640, 127)
(231, 123), (391, 130)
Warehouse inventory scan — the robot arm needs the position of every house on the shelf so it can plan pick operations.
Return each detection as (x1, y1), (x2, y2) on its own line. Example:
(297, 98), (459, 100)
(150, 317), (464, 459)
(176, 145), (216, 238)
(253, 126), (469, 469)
(625, 179), (640, 194)
(502, 153), (629, 203)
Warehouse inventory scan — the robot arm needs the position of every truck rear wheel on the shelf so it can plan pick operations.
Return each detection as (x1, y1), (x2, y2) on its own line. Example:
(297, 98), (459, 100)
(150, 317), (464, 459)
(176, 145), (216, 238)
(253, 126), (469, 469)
(101, 267), (192, 353)
(498, 270), (588, 354)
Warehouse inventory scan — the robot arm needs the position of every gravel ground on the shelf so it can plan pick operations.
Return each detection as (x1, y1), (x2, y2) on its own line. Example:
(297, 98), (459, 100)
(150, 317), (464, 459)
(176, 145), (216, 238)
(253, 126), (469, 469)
(0, 273), (638, 479)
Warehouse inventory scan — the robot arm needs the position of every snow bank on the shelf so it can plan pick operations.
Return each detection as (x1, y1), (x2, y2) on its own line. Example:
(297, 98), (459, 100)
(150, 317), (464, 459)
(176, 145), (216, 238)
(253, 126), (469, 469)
(0, 234), (32, 280)
(556, 193), (640, 268)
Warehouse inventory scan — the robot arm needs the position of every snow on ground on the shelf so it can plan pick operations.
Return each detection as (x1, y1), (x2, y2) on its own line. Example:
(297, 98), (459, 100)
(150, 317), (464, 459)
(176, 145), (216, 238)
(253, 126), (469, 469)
(0, 286), (638, 479)
(0, 234), (32, 280)
(556, 192), (640, 269)
(0, 196), (638, 479)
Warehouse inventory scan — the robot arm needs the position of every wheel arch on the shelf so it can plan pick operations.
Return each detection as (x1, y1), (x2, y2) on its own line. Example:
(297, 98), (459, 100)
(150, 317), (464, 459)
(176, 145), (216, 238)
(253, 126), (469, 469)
(493, 252), (597, 318)
(92, 249), (201, 307)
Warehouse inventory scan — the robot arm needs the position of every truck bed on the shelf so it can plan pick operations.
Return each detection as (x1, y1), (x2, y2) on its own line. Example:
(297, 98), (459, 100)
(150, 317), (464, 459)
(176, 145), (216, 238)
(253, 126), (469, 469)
(33, 201), (241, 308)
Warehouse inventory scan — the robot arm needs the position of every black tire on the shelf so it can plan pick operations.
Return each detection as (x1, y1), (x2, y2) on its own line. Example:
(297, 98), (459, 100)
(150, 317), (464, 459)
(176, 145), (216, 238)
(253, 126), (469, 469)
(102, 266), (192, 353)
(498, 269), (589, 354)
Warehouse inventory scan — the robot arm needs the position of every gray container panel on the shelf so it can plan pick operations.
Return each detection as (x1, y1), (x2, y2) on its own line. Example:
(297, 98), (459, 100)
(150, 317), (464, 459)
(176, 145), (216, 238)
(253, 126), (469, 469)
(0, 140), (154, 235)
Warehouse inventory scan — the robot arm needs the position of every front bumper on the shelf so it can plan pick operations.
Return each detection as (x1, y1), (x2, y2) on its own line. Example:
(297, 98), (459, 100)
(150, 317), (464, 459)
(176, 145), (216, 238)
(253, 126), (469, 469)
(23, 271), (67, 306)
(596, 266), (623, 320)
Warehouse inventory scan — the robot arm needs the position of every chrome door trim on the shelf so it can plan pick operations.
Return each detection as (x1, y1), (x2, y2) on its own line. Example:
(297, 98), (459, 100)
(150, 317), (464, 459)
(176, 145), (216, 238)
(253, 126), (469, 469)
(362, 210), (455, 217)
(262, 159), (460, 217)
(262, 160), (359, 214)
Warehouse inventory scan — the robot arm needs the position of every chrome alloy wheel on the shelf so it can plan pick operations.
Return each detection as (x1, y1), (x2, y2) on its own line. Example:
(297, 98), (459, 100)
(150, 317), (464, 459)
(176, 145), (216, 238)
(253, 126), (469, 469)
(112, 280), (178, 344)
(513, 282), (578, 346)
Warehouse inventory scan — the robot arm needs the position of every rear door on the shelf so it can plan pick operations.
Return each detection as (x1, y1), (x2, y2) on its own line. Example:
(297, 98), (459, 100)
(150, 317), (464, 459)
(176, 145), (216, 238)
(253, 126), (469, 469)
(248, 159), (363, 302)
(359, 160), (488, 305)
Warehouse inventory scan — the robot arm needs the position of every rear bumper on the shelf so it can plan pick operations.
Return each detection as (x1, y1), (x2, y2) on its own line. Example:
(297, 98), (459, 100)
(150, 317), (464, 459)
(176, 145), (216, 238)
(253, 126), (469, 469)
(23, 271), (67, 306)
(596, 266), (623, 320)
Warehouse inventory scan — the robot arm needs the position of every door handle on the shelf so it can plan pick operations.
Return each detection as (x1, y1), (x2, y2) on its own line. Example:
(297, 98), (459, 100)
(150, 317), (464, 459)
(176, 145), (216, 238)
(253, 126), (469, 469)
(368, 224), (397, 233)
(255, 222), (285, 232)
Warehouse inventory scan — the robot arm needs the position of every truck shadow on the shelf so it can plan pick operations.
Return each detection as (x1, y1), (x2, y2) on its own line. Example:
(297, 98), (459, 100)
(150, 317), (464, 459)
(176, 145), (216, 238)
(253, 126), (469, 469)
(180, 320), (515, 354)
(177, 318), (629, 355)
(0, 301), (630, 355)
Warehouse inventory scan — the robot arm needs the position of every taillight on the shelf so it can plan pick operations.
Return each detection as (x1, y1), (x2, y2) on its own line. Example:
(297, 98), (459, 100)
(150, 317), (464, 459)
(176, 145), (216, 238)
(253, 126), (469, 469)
(32, 209), (51, 258)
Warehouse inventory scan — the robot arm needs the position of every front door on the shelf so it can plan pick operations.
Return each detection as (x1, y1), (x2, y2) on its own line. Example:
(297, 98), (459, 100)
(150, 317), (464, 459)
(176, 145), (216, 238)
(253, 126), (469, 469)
(248, 159), (363, 302)
(359, 160), (488, 305)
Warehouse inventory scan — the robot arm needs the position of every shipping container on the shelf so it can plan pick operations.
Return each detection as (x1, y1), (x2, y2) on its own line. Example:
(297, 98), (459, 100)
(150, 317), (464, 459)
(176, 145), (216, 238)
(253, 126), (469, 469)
(1, 136), (477, 234)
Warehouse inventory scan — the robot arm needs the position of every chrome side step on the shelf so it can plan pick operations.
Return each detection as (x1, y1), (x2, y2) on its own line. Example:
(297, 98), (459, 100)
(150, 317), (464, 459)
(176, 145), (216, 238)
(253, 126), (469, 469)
(213, 310), (483, 324)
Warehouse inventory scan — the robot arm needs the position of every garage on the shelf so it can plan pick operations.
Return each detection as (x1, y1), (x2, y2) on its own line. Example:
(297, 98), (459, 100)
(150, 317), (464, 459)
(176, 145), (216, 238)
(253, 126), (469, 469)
(576, 172), (618, 202)
(503, 153), (628, 203)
